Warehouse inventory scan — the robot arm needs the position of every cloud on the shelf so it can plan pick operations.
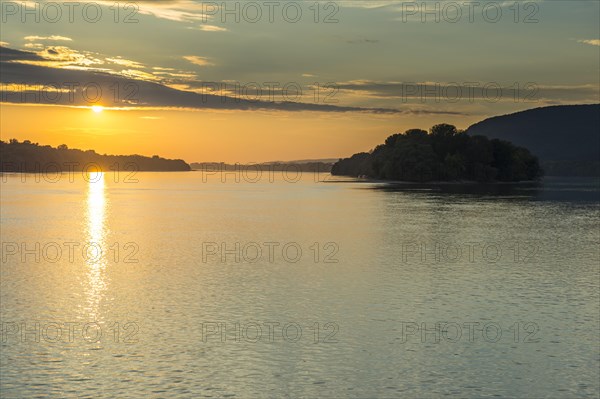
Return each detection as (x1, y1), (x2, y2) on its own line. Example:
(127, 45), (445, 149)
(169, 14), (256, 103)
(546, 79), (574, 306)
(5, 45), (155, 82)
(340, 0), (543, 10)
(134, 1), (210, 22)
(106, 57), (145, 69)
(0, 46), (45, 62)
(24, 35), (73, 42)
(4, 44), (593, 114)
(87, 0), (212, 22)
(13, 45), (105, 68)
(193, 25), (228, 32)
(578, 39), (600, 47)
(117, 69), (161, 82)
(153, 71), (197, 79)
(0, 45), (404, 114)
(338, 1), (399, 9)
(333, 80), (600, 103)
(183, 55), (214, 67)
(24, 43), (44, 49)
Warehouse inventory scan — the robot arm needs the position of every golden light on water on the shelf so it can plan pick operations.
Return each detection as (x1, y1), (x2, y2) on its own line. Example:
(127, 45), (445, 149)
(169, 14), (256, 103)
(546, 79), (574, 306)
(84, 171), (107, 319)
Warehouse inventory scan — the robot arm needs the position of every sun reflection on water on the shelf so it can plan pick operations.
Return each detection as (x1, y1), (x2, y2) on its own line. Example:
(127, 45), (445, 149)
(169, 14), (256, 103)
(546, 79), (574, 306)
(84, 171), (108, 320)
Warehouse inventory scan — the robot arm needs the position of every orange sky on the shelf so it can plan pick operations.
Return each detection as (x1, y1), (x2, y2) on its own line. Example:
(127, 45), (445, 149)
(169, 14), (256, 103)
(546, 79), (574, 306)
(1, 1), (598, 163)
(0, 103), (485, 163)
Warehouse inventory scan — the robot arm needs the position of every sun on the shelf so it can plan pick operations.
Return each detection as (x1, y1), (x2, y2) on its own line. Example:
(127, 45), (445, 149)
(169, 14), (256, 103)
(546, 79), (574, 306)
(91, 105), (104, 113)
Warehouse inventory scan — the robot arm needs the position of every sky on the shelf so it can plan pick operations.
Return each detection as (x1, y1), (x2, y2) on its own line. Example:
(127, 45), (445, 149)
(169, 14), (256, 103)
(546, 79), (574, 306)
(0, 0), (599, 162)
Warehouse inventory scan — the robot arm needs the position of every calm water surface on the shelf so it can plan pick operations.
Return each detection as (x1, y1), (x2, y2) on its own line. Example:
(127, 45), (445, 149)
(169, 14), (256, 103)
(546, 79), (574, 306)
(1, 172), (599, 398)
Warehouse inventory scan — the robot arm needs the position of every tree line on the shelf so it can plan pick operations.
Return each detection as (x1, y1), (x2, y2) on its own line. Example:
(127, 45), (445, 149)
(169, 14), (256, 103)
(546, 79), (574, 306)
(331, 124), (542, 182)
(0, 139), (191, 172)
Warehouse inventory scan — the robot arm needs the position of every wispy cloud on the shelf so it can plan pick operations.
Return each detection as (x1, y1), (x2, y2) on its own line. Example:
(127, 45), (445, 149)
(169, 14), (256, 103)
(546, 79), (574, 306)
(342, 0), (544, 10)
(24, 43), (44, 49)
(24, 35), (72, 42)
(117, 69), (160, 82)
(135, 1), (210, 22)
(89, 0), (211, 22)
(192, 25), (228, 32)
(106, 57), (145, 69)
(184, 55), (214, 67)
(578, 39), (600, 47)
(333, 80), (600, 103)
(13, 45), (104, 68)
(338, 1), (398, 9)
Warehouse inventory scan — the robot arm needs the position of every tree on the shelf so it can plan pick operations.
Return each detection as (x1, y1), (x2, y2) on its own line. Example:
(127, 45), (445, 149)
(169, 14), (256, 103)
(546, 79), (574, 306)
(331, 124), (542, 182)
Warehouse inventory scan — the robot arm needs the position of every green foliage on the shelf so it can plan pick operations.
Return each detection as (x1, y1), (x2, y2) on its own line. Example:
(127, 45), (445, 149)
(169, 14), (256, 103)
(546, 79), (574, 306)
(332, 124), (542, 182)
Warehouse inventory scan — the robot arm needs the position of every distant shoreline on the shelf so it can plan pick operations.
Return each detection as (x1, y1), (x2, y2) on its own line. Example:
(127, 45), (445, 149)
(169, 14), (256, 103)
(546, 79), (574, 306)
(1, 139), (192, 172)
(323, 177), (543, 185)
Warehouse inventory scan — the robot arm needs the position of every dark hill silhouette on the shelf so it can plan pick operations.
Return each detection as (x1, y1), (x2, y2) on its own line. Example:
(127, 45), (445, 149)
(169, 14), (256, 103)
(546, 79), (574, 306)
(0, 139), (191, 172)
(466, 104), (600, 176)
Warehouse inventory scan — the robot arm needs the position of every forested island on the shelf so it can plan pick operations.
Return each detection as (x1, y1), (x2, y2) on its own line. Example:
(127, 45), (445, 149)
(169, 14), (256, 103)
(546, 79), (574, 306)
(331, 124), (542, 182)
(0, 139), (191, 172)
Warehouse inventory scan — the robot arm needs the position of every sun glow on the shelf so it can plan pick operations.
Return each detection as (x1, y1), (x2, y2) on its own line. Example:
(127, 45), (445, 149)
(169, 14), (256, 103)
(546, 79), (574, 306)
(91, 105), (104, 113)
